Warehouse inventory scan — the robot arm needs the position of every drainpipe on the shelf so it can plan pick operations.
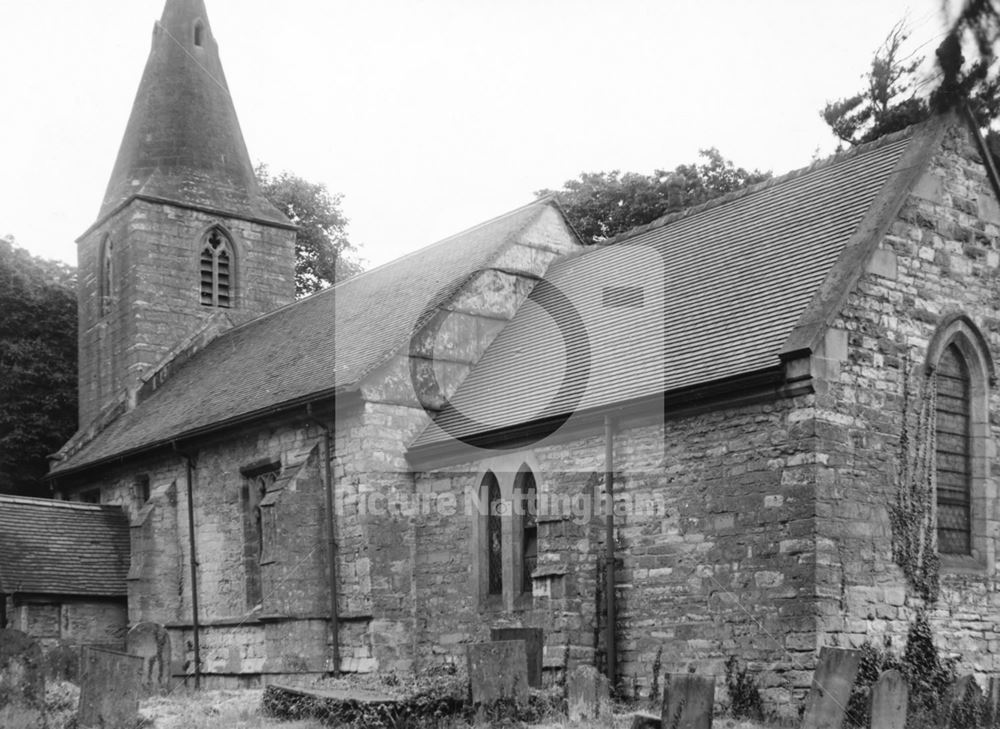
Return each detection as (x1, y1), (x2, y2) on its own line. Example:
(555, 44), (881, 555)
(308, 407), (340, 675)
(604, 415), (617, 688)
(175, 444), (201, 690)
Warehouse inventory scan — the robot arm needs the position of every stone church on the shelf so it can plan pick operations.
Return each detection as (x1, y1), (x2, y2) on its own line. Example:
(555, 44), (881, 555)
(43, 0), (1000, 708)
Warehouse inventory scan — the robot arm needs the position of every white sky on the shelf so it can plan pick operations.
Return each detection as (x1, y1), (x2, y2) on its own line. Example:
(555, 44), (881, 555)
(1, 1), (957, 270)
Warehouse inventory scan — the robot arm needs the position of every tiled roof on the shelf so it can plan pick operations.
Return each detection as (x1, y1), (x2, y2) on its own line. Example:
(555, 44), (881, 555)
(0, 496), (129, 597)
(412, 123), (933, 449)
(53, 200), (555, 474)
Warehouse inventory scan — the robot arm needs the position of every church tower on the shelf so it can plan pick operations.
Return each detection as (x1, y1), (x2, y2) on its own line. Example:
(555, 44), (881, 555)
(77, 0), (296, 428)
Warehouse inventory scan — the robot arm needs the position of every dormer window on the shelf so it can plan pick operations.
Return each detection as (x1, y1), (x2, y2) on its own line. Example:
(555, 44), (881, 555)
(194, 22), (204, 47)
(200, 228), (233, 308)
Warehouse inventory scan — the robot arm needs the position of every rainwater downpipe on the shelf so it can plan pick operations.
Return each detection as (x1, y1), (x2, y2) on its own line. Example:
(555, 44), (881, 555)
(174, 443), (201, 690)
(604, 415), (617, 688)
(308, 407), (341, 675)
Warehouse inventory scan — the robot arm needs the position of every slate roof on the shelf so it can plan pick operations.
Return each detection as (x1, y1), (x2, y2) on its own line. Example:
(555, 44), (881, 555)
(52, 199), (556, 475)
(412, 122), (935, 450)
(96, 0), (289, 228)
(0, 496), (129, 597)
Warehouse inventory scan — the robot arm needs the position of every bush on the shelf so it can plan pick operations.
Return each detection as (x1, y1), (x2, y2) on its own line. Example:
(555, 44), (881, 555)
(724, 656), (763, 721)
(844, 640), (900, 728)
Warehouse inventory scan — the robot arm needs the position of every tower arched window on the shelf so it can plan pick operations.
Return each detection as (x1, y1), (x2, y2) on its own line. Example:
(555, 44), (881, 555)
(200, 228), (233, 308)
(194, 21), (205, 47)
(926, 314), (994, 562)
(100, 235), (114, 316)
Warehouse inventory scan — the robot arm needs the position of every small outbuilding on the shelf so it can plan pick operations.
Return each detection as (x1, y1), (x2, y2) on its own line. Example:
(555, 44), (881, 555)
(0, 495), (129, 650)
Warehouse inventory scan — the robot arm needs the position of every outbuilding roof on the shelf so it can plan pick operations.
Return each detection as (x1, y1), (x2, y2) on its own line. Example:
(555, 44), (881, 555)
(0, 496), (130, 598)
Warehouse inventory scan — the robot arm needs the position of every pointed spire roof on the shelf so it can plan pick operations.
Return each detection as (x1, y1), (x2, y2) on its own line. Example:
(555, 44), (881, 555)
(98, 0), (287, 224)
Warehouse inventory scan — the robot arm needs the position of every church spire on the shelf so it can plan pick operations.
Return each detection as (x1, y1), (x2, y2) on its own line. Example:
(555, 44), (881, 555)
(99, 0), (283, 224)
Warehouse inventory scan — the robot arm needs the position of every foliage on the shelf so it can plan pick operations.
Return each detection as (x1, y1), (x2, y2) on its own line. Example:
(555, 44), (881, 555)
(537, 149), (770, 243)
(888, 355), (940, 603)
(0, 236), (77, 498)
(649, 646), (663, 709)
(822, 11), (1000, 147)
(821, 21), (931, 145)
(844, 640), (901, 728)
(261, 667), (564, 729)
(723, 656), (764, 722)
(844, 614), (963, 728)
(255, 165), (364, 296)
(902, 610), (959, 723)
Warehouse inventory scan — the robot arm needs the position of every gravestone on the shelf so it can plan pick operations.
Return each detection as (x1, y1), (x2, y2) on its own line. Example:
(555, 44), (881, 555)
(870, 669), (907, 729)
(467, 640), (528, 705)
(567, 664), (612, 722)
(947, 674), (982, 729)
(987, 677), (1000, 724)
(127, 622), (172, 694)
(661, 673), (714, 729)
(0, 629), (46, 729)
(491, 627), (543, 688)
(44, 642), (81, 683)
(801, 647), (861, 729)
(78, 647), (143, 729)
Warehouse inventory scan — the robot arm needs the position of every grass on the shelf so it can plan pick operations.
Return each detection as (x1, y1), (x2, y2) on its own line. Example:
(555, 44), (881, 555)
(46, 685), (779, 729)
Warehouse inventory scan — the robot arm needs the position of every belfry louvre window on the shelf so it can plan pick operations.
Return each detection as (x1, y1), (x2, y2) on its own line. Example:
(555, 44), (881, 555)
(936, 343), (972, 555)
(200, 228), (232, 308)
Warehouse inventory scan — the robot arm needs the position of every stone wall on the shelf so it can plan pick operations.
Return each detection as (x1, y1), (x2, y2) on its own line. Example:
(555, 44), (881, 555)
(8, 597), (127, 650)
(413, 394), (819, 709)
(77, 199), (295, 428)
(815, 120), (1000, 677)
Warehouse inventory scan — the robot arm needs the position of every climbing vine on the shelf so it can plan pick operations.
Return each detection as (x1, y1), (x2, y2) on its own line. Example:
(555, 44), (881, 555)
(888, 354), (940, 603)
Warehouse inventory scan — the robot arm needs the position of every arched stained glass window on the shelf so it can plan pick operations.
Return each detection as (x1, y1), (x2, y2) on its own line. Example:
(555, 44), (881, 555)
(936, 343), (972, 555)
(483, 471), (503, 596)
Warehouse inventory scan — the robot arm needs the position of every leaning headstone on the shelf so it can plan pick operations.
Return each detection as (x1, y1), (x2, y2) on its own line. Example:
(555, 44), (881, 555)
(567, 664), (612, 722)
(870, 669), (907, 729)
(0, 629), (46, 729)
(947, 674), (982, 729)
(44, 642), (80, 683)
(127, 622), (172, 694)
(78, 647), (143, 729)
(661, 673), (714, 729)
(801, 647), (861, 729)
(491, 627), (543, 688)
(630, 709), (663, 728)
(467, 640), (528, 705)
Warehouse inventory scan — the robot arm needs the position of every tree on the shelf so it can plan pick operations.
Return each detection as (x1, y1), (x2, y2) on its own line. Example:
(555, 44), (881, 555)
(822, 9), (1000, 147)
(537, 149), (771, 243)
(256, 165), (364, 296)
(0, 236), (77, 498)
(821, 20), (929, 145)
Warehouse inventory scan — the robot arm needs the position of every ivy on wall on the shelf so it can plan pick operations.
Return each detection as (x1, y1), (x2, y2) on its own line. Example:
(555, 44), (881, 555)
(888, 355), (940, 603)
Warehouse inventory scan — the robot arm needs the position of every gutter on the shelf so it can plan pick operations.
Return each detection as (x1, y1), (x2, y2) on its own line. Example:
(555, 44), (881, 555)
(173, 443), (201, 690)
(307, 405), (341, 676)
(48, 389), (362, 482)
(603, 415), (617, 688)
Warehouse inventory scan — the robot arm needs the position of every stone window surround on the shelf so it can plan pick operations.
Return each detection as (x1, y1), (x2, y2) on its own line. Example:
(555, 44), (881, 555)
(470, 453), (544, 612)
(925, 313), (996, 572)
(198, 224), (238, 309)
